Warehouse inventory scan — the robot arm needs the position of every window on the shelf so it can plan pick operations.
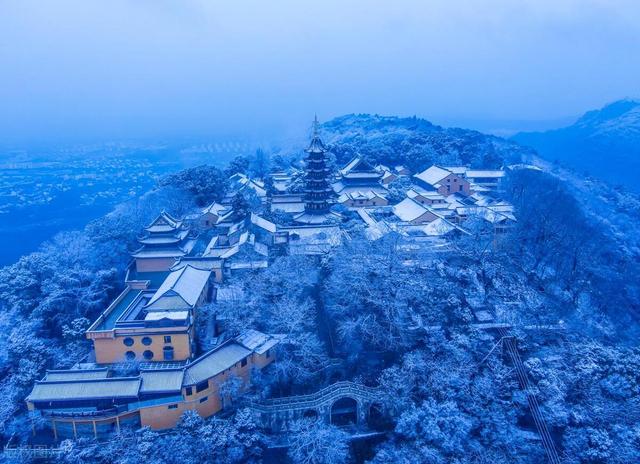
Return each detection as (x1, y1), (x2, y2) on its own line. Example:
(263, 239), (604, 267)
(185, 386), (193, 396)
(241, 357), (247, 367)
(196, 380), (208, 393)
(143, 350), (154, 360)
(164, 336), (172, 343)
(454, 178), (457, 182)
(168, 404), (178, 410)
(265, 349), (271, 359)
(459, 185), (463, 191)
(125, 351), (136, 361)
(163, 346), (174, 361)
(199, 396), (208, 403)
(123, 337), (134, 347)
(141, 337), (152, 346)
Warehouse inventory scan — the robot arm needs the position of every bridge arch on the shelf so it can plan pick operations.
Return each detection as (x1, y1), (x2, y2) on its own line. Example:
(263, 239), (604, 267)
(330, 396), (358, 426)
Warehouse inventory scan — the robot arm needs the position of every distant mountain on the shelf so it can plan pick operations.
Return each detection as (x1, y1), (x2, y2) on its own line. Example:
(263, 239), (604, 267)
(318, 114), (533, 172)
(512, 99), (640, 191)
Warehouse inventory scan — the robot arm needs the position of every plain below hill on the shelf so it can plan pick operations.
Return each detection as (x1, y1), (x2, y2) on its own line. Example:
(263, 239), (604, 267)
(512, 99), (640, 192)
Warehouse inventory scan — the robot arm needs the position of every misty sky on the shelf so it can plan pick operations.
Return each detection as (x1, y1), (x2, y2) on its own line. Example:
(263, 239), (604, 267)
(1, 0), (639, 145)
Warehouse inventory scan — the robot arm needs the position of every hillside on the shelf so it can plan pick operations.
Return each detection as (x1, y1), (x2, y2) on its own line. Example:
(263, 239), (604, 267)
(320, 114), (534, 171)
(2, 116), (640, 463)
(513, 99), (640, 191)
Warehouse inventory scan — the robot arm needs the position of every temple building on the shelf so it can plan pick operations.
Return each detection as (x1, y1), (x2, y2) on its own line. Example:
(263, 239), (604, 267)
(131, 211), (197, 273)
(26, 330), (282, 439)
(294, 117), (337, 224)
(333, 156), (385, 196)
(413, 165), (471, 197)
(86, 265), (214, 364)
(27, 246), (281, 439)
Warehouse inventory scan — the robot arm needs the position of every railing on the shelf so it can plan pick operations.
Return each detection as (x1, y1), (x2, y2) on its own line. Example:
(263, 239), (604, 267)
(41, 407), (124, 419)
(247, 381), (382, 413)
(38, 395), (182, 420)
(498, 328), (561, 464)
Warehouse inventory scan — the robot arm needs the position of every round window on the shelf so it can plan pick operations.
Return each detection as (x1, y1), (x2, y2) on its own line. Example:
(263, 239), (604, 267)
(143, 350), (154, 360)
(141, 337), (152, 346)
(123, 337), (134, 347)
(125, 351), (136, 360)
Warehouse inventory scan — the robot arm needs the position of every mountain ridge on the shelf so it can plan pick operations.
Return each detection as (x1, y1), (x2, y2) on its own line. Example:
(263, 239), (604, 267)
(512, 99), (640, 191)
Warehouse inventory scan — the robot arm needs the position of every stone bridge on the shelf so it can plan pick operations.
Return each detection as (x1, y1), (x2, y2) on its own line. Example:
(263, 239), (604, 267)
(246, 381), (388, 432)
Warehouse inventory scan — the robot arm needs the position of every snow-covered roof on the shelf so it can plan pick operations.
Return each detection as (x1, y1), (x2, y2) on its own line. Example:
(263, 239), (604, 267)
(272, 201), (305, 213)
(407, 188), (445, 201)
(140, 369), (184, 394)
(201, 202), (228, 215)
(183, 342), (252, 385)
(459, 206), (516, 224)
(420, 217), (462, 236)
(443, 166), (467, 175)
(145, 265), (211, 310)
(145, 211), (183, 233)
(170, 257), (223, 271)
(138, 229), (189, 245)
(236, 329), (284, 355)
(144, 310), (189, 321)
(465, 170), (505, 179)
(250, 213), (277, 233)
(393, 198), (435, 222)
(339, 157), (362, 176)
(131, 248), (187, 259)
(293, 211), (342, 225)
(228, 173), (267, 197)
(381, 171), (397, 181)
(338, 190), (386, 202)
(414, 165), (452, 187)
(28, 378), (141, 402)
(339, 156), (379, 177)
(44, 369), (110, 382)
(216, 210), (235, 224)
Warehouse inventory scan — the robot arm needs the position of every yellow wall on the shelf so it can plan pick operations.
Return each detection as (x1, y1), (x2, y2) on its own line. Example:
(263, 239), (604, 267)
(252, 351), (276, 369)
(32, 351), (278, 435)
(94, 332), (192, 364)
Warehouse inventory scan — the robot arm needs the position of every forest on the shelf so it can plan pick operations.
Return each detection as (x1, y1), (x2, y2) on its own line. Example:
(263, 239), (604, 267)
(1, 116), (639, 463)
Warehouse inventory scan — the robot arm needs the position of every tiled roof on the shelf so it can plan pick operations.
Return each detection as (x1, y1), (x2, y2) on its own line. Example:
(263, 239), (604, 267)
(236, 330), (283, 355)
(183, 342), (252, 386)
(28, 378), (140, 402)
(140, 369), (184, 393)
(393, 198), (434, 222)
(414, 165), (452, 186)
(145, 265), (211, 310)
(44, 368), (110, 382)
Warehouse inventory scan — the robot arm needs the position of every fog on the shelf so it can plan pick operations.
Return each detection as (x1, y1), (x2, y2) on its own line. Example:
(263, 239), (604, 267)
(1, 0), (639, 146)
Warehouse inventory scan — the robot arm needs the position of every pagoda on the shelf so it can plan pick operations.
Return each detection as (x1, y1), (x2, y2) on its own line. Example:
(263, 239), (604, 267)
(131, 211), (197, 273)
(295, 116), (334, 223)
